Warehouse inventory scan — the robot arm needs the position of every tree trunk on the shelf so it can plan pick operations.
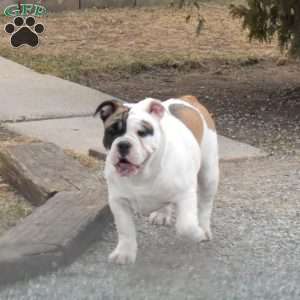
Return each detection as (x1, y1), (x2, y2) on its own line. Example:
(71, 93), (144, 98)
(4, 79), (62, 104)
(289, 1), (300, 57)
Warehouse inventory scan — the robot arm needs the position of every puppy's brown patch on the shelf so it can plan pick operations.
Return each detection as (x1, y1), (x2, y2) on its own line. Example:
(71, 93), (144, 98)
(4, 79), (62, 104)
(103, 101), (129, 129)
(105, 108), (129, 129)
(95, 99), (130, 149)
(180, 95), (215, 130)
(169, 103), (204, 144)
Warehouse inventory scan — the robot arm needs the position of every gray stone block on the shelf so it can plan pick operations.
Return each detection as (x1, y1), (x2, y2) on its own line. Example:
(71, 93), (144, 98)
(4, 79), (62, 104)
(0, 142), (100, 205)
(0, 140), (110, 286)
(0, 189), (110, 286)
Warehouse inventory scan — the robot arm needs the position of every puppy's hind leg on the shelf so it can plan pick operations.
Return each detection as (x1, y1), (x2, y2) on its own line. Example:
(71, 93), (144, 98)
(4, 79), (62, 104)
(149, 204), (174, 226)
(197, 141), (219, 240)
(175, 188), (207, 242)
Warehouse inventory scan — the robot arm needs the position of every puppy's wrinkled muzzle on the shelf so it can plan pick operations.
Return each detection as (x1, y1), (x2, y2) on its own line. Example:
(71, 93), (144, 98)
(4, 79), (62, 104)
(116, 158), (139, 177)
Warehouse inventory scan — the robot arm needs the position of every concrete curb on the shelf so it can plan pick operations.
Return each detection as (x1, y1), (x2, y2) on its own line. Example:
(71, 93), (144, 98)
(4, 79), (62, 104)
(0, 142), (111, 286)
(88, 135), (268, 163)
(0, 205), (112, 287)
(0, 142), (101, 205)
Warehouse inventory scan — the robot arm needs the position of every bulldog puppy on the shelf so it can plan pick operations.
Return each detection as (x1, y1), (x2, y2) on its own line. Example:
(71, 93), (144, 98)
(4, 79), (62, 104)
(95, 95), (219, 264)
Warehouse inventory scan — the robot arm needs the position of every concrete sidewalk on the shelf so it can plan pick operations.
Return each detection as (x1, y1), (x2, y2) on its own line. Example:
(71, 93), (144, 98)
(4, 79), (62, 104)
(0, 56), (266, 161)
(5, 117), (266, 161)
(0, 57), (111, 122)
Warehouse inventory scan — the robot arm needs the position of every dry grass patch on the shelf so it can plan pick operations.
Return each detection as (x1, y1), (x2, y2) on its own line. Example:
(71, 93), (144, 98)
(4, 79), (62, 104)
(0, 136), (39, 149)
(0, 128), (36, 236)
(0, 126), (40, 150)
(0, 5), (278, 79)
(0, 177), (32, 237)
(64, 149), (103, 170)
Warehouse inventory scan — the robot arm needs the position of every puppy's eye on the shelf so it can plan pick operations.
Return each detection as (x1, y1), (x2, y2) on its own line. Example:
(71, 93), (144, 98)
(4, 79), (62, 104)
(137, 127), (154, 137)
(137, 130), (148, 137)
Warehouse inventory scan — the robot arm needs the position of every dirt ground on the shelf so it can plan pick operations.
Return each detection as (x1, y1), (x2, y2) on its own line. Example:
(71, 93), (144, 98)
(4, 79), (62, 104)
(0, 4), (278, 78)
(79, 59), (300, 155)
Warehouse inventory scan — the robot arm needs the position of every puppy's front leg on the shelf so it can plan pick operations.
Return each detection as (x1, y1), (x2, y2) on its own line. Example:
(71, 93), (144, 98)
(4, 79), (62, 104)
(175, 189), (208, 242)
(108, 197), (137, 264)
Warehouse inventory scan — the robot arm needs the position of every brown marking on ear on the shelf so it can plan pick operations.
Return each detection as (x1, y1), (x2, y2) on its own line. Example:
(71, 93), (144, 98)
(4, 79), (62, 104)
(169, 103), (204, 144)
(95, 99), (129, 129)
(179, 95), (216, 130)
(94, 99), (119, 121)
(104, 106), (129, 129)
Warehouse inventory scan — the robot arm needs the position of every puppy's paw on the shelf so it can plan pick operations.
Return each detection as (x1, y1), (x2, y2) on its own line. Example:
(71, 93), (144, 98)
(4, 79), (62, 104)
(187, 226), (208, 242)
(149, 211), (173, 226)
(203, 227), (212, 241)
(108, 248), (136, 265)
(198, 220), (213, 240)
(177, 225), (209, 243)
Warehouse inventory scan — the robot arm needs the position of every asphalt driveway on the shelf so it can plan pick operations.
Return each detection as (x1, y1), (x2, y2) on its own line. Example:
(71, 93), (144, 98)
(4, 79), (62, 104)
(0, 156), (299, 300)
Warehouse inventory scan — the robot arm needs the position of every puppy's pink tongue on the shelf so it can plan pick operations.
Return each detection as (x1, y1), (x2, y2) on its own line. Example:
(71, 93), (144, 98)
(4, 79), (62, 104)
(117, 162), (137, 176)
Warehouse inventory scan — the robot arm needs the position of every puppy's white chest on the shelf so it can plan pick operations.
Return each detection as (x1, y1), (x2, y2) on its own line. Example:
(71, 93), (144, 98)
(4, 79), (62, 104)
(127, 190), (168, 215)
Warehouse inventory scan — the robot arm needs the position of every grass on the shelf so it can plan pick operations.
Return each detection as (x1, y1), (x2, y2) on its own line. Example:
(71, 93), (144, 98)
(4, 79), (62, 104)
(64, 149), (102, 170)
(0, 3), (278, 80)
(0, 183), (32, 237)
(0, 128), (36, 236)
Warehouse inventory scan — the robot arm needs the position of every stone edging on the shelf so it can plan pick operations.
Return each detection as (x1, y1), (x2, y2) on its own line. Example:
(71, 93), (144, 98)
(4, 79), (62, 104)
(0, 142), (110, 286)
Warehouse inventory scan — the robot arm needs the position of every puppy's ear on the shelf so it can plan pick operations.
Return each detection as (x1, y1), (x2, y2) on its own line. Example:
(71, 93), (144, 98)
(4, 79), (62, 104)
(148, 100), (164, 119)
(94, 99), (122, 122)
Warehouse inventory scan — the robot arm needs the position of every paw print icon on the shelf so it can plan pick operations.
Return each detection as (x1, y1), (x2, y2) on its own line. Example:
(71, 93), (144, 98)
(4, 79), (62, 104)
(4, 16), (44, 48)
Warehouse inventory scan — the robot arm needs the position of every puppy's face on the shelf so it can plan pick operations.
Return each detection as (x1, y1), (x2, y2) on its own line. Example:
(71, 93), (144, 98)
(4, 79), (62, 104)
(95, 98), (164, 177)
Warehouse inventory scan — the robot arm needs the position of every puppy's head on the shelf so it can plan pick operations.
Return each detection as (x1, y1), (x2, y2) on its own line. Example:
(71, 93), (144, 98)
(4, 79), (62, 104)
(94, 99), (130, 150)
(95, 98), (165, 177)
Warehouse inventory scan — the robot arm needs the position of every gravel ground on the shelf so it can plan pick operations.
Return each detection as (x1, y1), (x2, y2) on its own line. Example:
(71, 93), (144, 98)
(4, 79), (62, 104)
(1, 156), (299, 300)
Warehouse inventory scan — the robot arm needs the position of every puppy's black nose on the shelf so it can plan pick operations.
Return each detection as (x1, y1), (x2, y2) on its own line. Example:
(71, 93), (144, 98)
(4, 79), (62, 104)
(117, 141), (131, 157)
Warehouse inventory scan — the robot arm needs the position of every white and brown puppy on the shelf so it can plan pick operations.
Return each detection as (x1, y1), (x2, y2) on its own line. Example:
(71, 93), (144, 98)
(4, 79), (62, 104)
(95, 95), (219, 264)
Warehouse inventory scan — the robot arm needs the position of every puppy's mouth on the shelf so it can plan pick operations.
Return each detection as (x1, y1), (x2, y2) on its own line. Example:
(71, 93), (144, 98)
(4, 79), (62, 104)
(115, 158), (140, 177)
